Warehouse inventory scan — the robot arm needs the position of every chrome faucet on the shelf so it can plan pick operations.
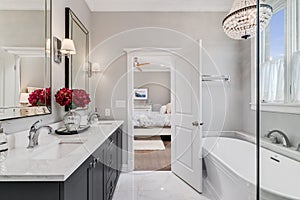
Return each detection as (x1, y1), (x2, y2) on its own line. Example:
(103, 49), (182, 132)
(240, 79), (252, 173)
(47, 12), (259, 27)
(297, 144), (300, 152)
(27, 120), (54, 149)
(87, 112), (101, 125)
(266, 129), (291, 148)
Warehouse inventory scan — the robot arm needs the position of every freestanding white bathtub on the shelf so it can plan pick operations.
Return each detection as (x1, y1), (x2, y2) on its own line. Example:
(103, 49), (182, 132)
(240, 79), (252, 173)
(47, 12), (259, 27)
(202, 133), (300, 200)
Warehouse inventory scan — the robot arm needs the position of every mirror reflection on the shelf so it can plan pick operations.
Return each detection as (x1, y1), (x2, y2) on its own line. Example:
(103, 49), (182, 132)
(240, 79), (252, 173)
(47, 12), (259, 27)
(0, 0), (51, 120)
(65, 7), (89, 110)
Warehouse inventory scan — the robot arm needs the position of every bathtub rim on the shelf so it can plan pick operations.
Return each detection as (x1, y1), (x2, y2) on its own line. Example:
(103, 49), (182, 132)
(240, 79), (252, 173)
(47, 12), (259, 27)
(203, 131), (300, 163)
(203, 133), (300, 200)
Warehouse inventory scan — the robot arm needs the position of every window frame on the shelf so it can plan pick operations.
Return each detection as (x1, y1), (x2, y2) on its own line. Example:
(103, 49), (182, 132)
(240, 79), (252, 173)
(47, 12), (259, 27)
(251, 0), (300, 114)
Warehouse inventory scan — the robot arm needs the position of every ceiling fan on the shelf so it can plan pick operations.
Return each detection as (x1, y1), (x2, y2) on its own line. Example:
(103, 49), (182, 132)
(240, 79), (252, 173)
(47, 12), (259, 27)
(133, 57), (150, 72)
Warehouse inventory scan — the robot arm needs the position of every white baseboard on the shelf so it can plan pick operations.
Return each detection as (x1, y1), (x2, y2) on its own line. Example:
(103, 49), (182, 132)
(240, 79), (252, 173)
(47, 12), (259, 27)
(121, 164), (129, 173)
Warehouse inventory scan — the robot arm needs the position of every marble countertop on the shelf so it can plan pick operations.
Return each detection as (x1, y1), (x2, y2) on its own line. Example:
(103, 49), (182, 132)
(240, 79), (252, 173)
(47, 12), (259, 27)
(0, 120), (123, 182)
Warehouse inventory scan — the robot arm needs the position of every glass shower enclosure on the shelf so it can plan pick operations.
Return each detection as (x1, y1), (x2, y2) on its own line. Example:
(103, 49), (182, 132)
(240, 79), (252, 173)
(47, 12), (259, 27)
(258, 0), (300, 199)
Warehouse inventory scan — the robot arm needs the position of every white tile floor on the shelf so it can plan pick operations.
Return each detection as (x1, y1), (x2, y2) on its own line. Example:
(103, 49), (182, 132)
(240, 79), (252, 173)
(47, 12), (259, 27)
(112, 171), (211, 200)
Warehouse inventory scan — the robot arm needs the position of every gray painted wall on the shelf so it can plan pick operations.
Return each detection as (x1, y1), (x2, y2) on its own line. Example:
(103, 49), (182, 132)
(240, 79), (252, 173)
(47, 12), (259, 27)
(0, 11), (44, 107)
(90, 12), (247, 164)
(241, 40), (256, 135)
(20, 57), (45, 92)
(134, 72), (171, 108)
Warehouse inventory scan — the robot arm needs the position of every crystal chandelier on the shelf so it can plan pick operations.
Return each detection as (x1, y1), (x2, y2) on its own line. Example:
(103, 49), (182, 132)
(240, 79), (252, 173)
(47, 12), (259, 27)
(223, 0), (273, 40)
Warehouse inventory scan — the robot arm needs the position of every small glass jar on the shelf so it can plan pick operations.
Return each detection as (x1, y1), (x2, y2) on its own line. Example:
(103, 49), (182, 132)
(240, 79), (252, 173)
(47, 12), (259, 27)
(63, 110), (81, 132)
(0, 131), (8, 162)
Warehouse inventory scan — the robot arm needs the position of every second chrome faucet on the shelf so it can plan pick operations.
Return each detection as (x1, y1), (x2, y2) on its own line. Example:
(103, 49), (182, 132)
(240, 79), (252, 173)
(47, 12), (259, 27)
(27, 120), (54, 149)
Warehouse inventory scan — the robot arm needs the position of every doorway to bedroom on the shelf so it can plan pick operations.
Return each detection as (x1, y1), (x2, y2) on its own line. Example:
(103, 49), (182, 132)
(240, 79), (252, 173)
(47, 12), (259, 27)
(126, 42), (203, 191)
(131, 55), (172, 171)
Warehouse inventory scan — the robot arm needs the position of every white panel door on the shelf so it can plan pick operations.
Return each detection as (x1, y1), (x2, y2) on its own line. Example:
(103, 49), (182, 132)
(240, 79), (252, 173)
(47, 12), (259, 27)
(171, 41), (203, 192)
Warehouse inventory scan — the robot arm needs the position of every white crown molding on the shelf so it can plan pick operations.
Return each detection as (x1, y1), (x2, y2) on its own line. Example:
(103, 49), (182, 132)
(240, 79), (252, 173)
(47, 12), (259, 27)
(86, 0), (233, 12)
(2, 47), (45, 58)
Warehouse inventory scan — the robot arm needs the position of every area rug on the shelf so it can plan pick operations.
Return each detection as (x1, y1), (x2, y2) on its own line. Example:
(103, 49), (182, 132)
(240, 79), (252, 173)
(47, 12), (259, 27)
(134, 140), (165, 151)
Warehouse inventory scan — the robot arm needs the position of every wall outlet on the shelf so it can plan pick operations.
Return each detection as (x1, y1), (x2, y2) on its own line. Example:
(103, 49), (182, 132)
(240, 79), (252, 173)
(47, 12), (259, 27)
(115, 100), (126, 108)
(105, 108), (111, 117)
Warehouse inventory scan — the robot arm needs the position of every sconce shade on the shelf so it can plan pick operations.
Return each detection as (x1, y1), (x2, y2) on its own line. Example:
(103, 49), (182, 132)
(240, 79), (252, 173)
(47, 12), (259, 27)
(20, 93), (29, 104)
(92, 63), (102, 72)
(61, 39), (76, 55)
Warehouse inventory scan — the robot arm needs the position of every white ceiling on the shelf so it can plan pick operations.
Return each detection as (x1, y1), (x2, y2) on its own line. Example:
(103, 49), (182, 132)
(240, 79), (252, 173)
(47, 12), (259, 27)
(0, 0), (45, 10)
(85, 0), (234, 12)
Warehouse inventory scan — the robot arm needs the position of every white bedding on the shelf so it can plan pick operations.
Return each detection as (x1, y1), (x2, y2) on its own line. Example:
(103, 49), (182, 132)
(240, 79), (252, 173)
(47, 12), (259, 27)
(133, 111), (171, 127)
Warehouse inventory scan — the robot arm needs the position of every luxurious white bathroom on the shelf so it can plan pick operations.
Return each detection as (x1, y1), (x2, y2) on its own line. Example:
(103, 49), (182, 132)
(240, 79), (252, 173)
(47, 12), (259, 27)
(0, 0), (299, 200)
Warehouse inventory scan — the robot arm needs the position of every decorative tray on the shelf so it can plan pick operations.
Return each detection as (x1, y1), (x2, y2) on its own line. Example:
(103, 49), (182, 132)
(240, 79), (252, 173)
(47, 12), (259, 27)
(55, 125), (91, 135)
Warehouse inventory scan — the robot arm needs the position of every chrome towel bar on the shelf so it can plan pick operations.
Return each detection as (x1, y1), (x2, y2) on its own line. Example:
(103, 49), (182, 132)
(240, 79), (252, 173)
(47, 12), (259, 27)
(202, 75), (230, 82)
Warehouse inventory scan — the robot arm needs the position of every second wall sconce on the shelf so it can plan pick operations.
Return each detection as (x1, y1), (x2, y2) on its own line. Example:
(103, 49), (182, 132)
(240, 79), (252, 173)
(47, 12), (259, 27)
(61, 38), (76, 57)
(53, 37), (76, 64)
(86, 62), (104, 78)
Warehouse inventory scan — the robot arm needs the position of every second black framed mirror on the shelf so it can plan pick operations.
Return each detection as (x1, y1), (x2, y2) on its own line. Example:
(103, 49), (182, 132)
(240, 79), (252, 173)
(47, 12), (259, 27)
(65, 7), (89, 110)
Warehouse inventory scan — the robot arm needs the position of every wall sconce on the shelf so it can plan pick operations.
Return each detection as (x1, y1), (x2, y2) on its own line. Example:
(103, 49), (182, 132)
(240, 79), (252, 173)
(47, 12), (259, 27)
(19, 93), (29, 106)
(86, 62), (103, 78)
(60, 38), (76, 56)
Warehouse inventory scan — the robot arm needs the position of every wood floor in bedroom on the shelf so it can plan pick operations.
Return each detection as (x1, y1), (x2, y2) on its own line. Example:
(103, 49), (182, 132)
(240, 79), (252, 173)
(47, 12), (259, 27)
(134, 136), (171, 171)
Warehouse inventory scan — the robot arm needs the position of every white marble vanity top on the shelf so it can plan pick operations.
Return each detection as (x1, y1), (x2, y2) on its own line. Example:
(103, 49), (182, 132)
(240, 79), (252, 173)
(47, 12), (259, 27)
(0, 120), (123, 182)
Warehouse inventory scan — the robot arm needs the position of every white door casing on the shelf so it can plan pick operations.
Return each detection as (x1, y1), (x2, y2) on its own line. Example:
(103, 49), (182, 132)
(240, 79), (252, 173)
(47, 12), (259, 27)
(171, 40), (203, 192)
(125, 44), (203, 192)
(125, 48), (178, 172)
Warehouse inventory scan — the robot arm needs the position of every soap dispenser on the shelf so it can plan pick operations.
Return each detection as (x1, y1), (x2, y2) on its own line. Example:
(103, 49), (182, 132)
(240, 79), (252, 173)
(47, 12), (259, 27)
(0, 123), (8, 162)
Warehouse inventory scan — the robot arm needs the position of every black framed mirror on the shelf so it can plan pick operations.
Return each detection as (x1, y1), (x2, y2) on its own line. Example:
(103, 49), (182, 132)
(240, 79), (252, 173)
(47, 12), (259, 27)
(0, 0), (52, 121)
(65, 7), (89, 110)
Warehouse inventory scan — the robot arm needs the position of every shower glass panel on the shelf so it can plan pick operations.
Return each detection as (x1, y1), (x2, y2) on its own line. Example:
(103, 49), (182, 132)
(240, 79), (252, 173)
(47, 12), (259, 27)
(259, 0), (300, 199)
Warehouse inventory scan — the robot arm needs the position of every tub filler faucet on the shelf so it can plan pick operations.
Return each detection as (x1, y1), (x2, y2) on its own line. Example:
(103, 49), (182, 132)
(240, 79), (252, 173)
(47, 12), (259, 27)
(27, 120), (54, 149)
(266, 129), (291, 148)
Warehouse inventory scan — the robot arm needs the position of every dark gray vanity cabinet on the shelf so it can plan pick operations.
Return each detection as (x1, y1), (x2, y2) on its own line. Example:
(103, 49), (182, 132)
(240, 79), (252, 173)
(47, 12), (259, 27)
(60, 156), (93, 200)
(116, 127), (123, 177)
(0, 127), (123, 200)
(90, 142), (105, 200)
(104, 127), (122, 200)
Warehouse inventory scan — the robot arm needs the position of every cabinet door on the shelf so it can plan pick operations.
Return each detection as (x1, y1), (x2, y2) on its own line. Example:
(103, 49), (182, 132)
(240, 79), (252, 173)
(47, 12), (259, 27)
(117, 127), (123, 173)
(61, 157), (92, 200)
(91, 150), (104, 200)
(104, 134), (117, 183)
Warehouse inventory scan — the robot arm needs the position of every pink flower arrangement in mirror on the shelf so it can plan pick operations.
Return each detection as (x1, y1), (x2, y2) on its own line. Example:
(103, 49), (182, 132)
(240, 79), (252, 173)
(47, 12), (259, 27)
(28, 88), (51, 107)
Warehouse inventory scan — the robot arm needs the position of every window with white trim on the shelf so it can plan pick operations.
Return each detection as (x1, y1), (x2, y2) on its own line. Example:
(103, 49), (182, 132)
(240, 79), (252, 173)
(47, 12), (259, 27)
(251, 0), (300, 113)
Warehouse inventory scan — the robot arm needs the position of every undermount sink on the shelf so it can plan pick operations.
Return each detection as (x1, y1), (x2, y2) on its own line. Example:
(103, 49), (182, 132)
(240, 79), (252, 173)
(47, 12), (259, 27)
(97, 121), (114, 125)
(32, 141), (84, 160)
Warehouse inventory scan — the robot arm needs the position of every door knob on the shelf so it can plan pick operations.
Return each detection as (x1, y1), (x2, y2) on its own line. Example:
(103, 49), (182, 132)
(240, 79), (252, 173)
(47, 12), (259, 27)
(192, 121), (199, 126)
(192, 121), (204, 127)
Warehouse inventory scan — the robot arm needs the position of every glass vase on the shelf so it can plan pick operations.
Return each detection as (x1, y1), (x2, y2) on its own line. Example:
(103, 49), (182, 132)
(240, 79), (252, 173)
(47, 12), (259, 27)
(0, 132), (8, 162)
(63, 110), (81, 132)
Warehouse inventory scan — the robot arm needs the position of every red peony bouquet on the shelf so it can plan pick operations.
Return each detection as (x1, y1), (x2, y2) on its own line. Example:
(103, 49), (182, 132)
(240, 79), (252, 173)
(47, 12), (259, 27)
(28, 88), (51, 107)
(55, 88), (90, 109)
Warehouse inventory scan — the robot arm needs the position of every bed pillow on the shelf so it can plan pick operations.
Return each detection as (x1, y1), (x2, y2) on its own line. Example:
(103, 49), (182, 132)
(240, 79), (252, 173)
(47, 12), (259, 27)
(166, 103), (171, 114)
(160, 105), (167, 114)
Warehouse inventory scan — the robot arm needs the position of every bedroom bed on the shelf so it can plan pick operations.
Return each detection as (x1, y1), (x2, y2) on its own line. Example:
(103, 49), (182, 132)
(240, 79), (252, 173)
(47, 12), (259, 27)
(133, 111), (171, 136)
